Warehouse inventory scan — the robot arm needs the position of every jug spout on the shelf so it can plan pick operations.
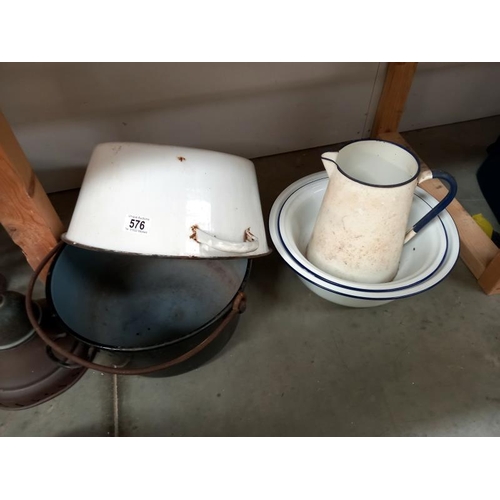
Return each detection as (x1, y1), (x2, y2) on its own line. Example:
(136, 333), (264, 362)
(321, 152), (339, 178)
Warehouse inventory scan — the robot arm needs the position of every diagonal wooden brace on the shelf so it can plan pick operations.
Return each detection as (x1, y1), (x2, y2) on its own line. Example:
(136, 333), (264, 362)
(0, 110), (64, 282)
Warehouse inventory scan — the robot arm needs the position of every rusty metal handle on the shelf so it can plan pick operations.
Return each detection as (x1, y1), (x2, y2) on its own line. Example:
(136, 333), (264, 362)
(45, 334), (96, 370)
(25, 241), (247, 375)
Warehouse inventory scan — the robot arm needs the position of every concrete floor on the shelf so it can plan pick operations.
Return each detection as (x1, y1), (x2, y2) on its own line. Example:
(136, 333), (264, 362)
(1, 116), (500, 436)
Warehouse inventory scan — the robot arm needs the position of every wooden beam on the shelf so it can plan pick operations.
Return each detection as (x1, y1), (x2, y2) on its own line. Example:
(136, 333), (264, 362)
(379, 132), (500, 290)
(478, 252), (500, 295)
(371, 62), (418, 138)
(0, 110), (64, 282)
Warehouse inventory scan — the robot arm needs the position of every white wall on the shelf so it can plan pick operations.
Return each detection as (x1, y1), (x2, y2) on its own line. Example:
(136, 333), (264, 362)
(401, 62), (500, 130)
(1, 62), (499, 193)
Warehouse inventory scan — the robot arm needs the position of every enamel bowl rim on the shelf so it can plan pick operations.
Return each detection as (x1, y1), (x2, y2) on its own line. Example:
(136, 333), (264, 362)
(277, 174), (449, 292)
(269, 172), (460, 301)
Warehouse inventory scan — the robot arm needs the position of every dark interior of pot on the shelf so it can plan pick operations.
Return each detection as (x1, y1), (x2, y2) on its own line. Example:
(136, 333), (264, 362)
(101, 312), (241, 378)
(47, 245), (248, 351)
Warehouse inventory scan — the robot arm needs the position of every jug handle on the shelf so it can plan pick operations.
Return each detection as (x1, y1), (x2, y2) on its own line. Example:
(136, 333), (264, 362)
(404, 170), (458, 243)
(191, 226), (259, 254)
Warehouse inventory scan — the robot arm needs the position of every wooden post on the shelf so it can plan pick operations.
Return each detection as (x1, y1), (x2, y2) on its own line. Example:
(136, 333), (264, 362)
(478, 252), (500, 295)
(0, 110), (64, 282)
(371, 62), (418, 137)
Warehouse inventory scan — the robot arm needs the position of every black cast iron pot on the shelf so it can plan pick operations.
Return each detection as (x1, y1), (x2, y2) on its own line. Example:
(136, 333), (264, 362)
(26, 242), (250, 376)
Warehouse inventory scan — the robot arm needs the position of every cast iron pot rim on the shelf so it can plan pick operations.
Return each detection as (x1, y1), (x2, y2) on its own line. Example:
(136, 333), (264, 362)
(45, 243), (252, 353)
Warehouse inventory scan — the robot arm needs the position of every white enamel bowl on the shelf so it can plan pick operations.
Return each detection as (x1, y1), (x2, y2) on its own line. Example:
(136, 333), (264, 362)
(64, 143), (269, 258)
(279, 173), (448, 292)
(270, 172), (460, 308)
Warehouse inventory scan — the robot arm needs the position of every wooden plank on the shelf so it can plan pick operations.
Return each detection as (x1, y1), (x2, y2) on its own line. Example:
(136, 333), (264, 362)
(0, 110), (64, 282)
(478, 252), (500, 295)
(379, 132), (500, 286)
(371, 62), (418, 138)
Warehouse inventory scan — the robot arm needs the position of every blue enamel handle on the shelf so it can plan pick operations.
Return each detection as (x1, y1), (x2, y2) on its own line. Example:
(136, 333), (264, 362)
(405, 170), (457, 243)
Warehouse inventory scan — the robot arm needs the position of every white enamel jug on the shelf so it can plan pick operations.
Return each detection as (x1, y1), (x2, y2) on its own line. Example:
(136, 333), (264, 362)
(306, 140), (457, 284)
